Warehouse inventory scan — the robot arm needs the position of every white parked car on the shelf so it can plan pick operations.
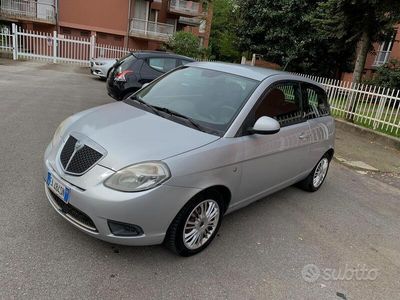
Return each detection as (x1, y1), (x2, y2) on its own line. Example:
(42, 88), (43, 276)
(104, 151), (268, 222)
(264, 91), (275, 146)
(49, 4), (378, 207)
(90, 57), (117, 79)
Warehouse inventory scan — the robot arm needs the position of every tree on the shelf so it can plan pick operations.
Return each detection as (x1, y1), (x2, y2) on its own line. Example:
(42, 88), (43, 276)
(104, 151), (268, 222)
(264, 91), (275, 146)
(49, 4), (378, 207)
(311, 0), (400, 121)
(312, 0), (400, 84)
(236, 0), (355, 77)
(165, 31), (201, 58)
(209, 0), (241, 62)
(371, 59), (400, 90)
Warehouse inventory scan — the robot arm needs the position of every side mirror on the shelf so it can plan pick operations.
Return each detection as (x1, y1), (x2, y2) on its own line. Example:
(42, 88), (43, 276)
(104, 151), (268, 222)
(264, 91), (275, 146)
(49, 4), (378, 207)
(249, 116), (280, 135)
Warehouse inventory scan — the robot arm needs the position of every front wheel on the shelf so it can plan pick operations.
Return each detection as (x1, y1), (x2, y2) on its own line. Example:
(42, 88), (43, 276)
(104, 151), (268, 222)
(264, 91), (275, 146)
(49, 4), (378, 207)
(298, 155), (330, 192)
(165, 193), (225, 256)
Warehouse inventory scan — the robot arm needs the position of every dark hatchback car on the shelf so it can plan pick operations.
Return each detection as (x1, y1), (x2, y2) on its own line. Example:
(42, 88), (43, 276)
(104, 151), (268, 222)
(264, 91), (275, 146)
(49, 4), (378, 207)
(107, 51), (195, 100)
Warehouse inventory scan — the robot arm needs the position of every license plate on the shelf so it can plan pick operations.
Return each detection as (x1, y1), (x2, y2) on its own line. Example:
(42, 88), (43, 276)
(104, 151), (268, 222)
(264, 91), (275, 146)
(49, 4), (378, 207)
(47, 172), (70, 203)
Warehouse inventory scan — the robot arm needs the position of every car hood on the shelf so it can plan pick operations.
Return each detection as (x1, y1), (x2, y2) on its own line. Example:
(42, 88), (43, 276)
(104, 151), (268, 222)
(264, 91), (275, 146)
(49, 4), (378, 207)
(65, 102), (220, 171)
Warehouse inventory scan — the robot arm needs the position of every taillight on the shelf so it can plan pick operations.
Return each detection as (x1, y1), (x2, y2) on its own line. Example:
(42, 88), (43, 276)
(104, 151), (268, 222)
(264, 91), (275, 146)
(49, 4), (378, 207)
(114, 70), (133, 82)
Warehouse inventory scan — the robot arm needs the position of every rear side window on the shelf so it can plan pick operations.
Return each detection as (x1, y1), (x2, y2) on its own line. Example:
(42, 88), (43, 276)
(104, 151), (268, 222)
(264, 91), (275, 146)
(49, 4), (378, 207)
(148, 58), (178, 73)
(302, 84), (330, 119)
(116, 54), (136, 72)
(255, 82), (303, 127)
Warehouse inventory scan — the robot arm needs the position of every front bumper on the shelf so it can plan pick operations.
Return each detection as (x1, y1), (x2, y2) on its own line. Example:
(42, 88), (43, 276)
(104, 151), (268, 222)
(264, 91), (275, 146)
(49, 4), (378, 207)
(43, 158), (200, 246)
(90, 66), (107, 78)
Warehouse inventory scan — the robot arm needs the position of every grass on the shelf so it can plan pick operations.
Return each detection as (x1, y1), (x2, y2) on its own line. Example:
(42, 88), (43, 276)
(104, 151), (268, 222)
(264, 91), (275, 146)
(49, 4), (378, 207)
(330, 97), (400, 138)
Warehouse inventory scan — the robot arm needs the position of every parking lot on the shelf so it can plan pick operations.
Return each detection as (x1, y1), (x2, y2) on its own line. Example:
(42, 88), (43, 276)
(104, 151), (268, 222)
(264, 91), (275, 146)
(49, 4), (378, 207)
(1, 59), (400, 299)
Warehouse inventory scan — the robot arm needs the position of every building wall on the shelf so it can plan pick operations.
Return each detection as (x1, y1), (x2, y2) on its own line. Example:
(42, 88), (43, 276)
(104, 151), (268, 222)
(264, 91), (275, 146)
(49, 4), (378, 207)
(2, 0), (213, 53)
(58, 0), (130, 36)
(341, 25), (400, 81)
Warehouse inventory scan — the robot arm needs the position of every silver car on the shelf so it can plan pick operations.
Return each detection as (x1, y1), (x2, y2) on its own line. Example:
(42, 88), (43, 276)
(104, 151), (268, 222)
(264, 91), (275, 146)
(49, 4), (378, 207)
(90, 57), (117, 79)
(44, 62), (335, 256)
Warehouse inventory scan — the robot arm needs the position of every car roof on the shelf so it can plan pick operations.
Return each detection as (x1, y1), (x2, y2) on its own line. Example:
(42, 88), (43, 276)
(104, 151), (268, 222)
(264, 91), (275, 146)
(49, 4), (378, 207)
(185, 62), (324, 88)
(131, 51), (195, 61)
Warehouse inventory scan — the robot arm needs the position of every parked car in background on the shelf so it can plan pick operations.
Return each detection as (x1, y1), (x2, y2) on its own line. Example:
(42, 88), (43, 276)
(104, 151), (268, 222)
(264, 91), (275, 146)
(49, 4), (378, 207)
(44, 62), (335, 256)
(90, 57), (118, 79)
(107, 51), (195, 100)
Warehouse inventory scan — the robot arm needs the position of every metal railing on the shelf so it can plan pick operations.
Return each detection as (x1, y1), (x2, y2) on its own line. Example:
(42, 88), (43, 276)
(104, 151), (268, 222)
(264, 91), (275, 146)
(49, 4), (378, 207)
(169, 0), (200, 16)
(179, 16), (202, 26)
(373, 50), (391, 67)
(3, 24), (138, 65)
(0, 0), (56, 23)
(129, 18), (175, 42)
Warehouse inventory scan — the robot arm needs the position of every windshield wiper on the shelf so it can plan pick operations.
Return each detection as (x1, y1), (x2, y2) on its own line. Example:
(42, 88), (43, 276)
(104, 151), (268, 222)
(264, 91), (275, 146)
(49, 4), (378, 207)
(151, 105), (205, 132)
(129, 95), (161, 116)
(128, 96), (206, 133)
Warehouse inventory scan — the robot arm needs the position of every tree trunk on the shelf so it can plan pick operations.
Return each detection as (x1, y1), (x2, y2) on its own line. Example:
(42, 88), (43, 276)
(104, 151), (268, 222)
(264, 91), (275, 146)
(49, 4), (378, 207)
(347, 30), (371, 122)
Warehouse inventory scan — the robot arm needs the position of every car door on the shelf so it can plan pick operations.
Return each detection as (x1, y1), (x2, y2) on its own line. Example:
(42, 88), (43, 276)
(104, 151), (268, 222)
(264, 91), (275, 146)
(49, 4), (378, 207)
(236, 81), (312, 203)
(139, 57), (179, 84)
(301, 83), (334, 166)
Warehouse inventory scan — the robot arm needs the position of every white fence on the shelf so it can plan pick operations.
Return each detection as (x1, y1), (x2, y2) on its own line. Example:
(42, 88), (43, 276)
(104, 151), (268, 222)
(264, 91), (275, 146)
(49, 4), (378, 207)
(0, 24), (137, 65)
(299, 74), (400, 136)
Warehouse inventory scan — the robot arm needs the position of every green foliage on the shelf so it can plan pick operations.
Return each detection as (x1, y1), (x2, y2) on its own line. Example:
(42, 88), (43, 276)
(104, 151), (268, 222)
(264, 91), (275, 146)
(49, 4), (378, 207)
(310, 0), (400, 82)
(311, 0), (400, 49)
(236, 0), (355, 77)
(166, 31), (201, 58)
(370, 59), (400, 90)
(209, 0), (241, 62)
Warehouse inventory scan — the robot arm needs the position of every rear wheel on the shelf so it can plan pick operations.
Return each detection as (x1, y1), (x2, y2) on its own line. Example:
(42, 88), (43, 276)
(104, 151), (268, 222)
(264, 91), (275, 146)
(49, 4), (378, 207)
(298, 154), (330, 192)
(165, 193), (225, 256)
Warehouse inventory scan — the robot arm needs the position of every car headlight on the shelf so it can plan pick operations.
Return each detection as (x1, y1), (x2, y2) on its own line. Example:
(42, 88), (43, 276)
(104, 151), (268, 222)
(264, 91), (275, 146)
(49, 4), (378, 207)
(104, 162), (171, 192)
(52, 117), (71, 147)
(95, 62), (105, 66)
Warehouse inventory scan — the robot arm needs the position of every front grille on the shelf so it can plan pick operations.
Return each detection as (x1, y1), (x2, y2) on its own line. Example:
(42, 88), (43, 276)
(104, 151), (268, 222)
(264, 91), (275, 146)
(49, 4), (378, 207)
(60, 136), (103, 175)
(49, 190), (97, 232)
(60, 136), (77, 168)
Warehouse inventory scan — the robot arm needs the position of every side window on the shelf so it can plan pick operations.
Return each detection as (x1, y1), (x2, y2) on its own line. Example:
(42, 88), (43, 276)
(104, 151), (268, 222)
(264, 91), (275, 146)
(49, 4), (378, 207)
(255, 82), (303, 127)
(148, 58), (178, 73)
(302, 84), (330, 119)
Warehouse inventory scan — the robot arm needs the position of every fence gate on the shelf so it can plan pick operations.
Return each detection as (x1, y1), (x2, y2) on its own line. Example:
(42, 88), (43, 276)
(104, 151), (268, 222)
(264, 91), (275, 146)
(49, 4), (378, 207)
(1, 23), (137, 65)
(12, 24), (91, 65)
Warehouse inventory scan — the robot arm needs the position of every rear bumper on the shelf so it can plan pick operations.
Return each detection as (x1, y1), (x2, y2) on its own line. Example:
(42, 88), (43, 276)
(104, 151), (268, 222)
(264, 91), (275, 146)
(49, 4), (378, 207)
(106, 81), (124, 100)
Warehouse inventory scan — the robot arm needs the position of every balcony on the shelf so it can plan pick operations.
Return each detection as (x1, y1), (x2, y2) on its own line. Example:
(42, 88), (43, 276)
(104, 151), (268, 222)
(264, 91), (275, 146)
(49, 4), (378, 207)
(169, 0), (200, 17)
(0, 0), (56, 24)
(129, 18), (175, 42)
(178, 16), (202, 26)
(373, 50), (391, 67)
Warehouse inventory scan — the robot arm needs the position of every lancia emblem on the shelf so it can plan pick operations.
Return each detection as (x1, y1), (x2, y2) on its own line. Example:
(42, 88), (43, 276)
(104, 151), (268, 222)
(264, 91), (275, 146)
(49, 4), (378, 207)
(74, 140), (84, 151)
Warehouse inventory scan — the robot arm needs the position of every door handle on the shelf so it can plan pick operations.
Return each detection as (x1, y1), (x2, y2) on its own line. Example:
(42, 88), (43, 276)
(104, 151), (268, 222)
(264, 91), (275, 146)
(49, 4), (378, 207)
(299, 133), (310, 140)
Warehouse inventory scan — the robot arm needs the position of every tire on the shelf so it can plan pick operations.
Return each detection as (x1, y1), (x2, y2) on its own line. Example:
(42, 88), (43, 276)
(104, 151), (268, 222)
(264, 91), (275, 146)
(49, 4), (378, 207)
(165, 192), (226, 257)
(298, 154), (330, 192)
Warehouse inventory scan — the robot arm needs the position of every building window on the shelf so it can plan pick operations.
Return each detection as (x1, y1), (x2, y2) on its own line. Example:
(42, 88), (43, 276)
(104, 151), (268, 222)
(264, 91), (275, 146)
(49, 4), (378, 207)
(199, 37), (204, 47)
(373, 30), (397, 67)
(199, 20), (206, 33)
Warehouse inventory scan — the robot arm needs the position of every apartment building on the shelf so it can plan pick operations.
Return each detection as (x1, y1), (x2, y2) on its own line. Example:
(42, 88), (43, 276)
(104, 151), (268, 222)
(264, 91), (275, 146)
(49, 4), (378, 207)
(0, 0), (213, 50)
(341, 26), (400, 81)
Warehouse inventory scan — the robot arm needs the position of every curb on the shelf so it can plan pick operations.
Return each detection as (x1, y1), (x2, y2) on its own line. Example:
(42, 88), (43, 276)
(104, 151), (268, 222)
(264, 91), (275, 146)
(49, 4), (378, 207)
(334, 119), (400, 151)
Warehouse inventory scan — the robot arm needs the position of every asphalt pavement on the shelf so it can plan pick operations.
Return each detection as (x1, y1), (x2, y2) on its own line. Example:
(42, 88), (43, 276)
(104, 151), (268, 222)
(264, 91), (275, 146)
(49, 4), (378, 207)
(0, 59), (400, 300)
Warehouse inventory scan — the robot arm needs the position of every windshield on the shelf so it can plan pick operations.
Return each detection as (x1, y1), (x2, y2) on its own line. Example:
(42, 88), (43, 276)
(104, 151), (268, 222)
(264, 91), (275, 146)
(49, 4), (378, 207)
(126, 67), (259, 135)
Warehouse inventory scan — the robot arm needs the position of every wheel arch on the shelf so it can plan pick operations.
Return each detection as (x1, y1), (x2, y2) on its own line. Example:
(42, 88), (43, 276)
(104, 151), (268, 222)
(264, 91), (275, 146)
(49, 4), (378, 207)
(198, 185), (232, 214)
(325, 148), (334, 161)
